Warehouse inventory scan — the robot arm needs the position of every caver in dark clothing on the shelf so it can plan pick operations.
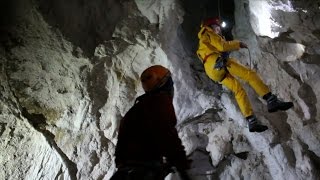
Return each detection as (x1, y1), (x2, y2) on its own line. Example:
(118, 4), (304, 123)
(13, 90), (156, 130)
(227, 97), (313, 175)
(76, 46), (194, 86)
(111, 65), (191, 180)
(115, 92), (189, 171)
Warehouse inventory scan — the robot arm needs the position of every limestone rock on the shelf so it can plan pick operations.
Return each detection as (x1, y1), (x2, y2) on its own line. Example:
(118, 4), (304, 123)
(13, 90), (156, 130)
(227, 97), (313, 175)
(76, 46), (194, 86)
(0, 0), (319, 179)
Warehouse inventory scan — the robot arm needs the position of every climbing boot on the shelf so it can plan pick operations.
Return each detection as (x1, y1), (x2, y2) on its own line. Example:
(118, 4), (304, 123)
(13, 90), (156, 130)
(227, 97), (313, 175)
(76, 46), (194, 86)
(247, 115), (268, 133)
(265, 94), (293, 113)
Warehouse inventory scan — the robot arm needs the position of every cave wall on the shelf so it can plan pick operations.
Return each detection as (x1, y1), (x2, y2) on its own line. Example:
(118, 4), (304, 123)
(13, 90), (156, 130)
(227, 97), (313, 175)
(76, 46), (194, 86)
(180, 0), (320, 179)
(1, 0), (210, 179)
(0, 0), (320, 180)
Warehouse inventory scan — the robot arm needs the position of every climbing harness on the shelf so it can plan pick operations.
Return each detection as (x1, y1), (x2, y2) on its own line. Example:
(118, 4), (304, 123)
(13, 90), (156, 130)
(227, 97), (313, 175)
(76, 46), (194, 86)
(202, 53), (214, 64)
(214, 55), (228, 70)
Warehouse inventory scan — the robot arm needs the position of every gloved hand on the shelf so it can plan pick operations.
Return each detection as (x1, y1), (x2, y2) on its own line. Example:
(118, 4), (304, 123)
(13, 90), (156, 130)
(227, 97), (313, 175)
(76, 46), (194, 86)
(240, 42), (248, 49)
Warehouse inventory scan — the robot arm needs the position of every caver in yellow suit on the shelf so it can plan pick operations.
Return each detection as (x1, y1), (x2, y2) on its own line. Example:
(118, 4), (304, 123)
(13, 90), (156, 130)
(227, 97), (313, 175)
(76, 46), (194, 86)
(197, 17), (293, 132)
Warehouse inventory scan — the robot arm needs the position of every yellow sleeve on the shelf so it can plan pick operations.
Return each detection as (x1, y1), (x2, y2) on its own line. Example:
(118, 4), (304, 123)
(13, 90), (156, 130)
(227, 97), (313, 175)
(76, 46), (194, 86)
(201, 33), (217, 52)
(205, 31), (241, 52)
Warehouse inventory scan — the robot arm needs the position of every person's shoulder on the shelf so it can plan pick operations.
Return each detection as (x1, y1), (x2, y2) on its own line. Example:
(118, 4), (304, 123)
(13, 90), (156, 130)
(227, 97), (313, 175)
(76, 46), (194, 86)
(198, 26), (209, 37)
(137, 92), (172, 106)
(152, 92), (172, 100)
(201, 28), (218, 38)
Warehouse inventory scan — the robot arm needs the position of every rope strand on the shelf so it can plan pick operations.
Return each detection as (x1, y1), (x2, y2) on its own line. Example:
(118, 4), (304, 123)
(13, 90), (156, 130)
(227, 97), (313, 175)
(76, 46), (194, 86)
(247, 48), (252, 69)
(218, 0), (221, 19)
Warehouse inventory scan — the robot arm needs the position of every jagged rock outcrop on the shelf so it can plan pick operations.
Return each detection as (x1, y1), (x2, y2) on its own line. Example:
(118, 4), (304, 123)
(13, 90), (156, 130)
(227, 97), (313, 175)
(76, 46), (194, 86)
(0, 0), (319, 180)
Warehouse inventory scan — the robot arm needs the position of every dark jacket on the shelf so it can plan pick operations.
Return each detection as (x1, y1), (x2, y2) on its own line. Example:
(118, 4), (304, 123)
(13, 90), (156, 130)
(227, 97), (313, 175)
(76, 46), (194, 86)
(114, 92), (189, 170)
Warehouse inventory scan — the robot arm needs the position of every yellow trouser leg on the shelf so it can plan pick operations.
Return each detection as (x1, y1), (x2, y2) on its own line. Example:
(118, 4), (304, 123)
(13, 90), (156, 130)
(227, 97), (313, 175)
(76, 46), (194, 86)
(204, 57), (270, 117)
(226, 58), (270, 97)
(221, 73), (253, 117)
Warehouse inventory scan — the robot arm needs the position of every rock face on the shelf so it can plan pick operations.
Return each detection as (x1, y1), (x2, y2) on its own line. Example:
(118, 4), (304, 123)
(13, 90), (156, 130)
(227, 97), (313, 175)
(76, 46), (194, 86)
(0, 0), (319, 180)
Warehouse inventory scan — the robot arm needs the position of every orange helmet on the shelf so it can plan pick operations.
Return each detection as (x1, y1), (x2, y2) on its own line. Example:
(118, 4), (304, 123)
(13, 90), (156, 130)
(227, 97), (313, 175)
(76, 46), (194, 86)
(203, 17), (221, 27)
(140, 65), (171, 92)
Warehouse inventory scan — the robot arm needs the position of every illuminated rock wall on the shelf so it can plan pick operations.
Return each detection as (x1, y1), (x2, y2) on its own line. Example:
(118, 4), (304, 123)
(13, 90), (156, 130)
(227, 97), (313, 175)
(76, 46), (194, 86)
(0, 0), (319, 180)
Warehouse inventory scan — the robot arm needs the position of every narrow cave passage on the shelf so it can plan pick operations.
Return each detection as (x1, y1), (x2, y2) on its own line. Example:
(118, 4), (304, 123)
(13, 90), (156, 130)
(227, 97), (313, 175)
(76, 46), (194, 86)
(179, 0), (235, 53)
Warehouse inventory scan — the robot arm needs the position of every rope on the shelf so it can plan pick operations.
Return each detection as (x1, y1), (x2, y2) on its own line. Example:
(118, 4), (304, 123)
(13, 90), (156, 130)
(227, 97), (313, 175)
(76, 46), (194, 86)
(218, 0), (221, 19)
(273, 53), (281, 95)
(247, 48), (252, 69)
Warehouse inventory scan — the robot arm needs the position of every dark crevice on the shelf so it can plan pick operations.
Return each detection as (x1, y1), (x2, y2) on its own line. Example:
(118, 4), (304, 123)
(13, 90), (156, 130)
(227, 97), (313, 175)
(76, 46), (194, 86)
(37, 156), (45, 175)
(99, 130), (113, 151)
(21, 108), (48, 129)
(298, 83), (317, 125)
(8, 126), (15, 138)
(282, 144), (296, 168)
(3, 38), (86, 180)
(5, 55), (78, 180)
(189, 147), (248, 178)
(0, 123), (6, 137)
(273, 29), (297, 43)
(188, 148), (215, 176)
(267, 112), (292, 143)
(208, 156), (233, 179)
(37, 0), (127, 56)
(308, 150), (320, 176)
(177, 108), (223, 128)
(312, 29), (320, 39)
(281, 61), (302, 83)
(54, 166), (63, 180)
(298, 139), (320, 177)
(87, 60), (110, 129)
(234, 152), (249, 160)
(89, 151), (99, 173)
(300, 53), (320, 65)
(97, 174), (105, 180)
(21, 108), (78, 180)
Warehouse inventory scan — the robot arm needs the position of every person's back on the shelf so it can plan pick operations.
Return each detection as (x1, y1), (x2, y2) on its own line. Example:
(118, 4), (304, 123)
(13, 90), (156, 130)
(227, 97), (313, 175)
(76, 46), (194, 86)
(111, 65), (191, 180)
(115, 92), (180, 165)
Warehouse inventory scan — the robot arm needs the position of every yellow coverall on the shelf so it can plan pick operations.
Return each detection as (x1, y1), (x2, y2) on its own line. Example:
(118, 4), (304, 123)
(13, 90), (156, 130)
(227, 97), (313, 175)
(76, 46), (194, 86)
(197, 26), (270, 118)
